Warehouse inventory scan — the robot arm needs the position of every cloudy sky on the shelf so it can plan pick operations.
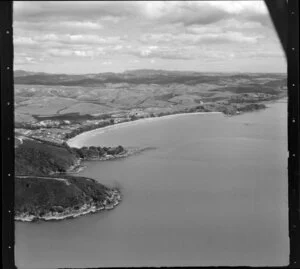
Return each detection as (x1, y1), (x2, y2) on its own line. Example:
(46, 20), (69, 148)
(13, 1), (286, 74)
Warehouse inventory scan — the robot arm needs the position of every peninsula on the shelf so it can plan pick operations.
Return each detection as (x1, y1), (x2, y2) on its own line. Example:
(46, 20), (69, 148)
(14, 136), (126, 222)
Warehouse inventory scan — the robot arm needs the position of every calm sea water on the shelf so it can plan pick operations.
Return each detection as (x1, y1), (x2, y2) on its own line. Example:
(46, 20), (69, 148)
(15, 100), (289, 268)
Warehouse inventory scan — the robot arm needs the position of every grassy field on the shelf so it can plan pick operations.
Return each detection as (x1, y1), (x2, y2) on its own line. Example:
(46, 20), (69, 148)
(14, 70), (286, 123)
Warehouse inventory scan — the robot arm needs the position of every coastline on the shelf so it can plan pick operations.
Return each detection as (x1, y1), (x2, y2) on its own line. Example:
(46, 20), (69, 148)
(15, 189), (122, 222)
(15, 99), (286, 223)
(66, 97), (287, 148)
(64, 146), (156, 175)
(67, 111), (223, 148)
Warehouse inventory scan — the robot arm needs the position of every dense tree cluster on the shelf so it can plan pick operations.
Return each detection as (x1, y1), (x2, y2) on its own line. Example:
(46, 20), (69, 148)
(14, 137), (123, 221)
(72, 145), (125, 159)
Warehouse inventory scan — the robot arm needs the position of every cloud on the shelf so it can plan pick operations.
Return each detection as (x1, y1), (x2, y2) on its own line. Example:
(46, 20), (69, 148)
(37, 34), (122, 45)
(129, 59), (140, 64)
(208, 1), (273, 28)
(137, 1), (269, 27)
(137, 1), (230, 26)
(130, 45), (195, 60)
(47, 49), (75, 57)
(245, 13), (273, 27)
(140, 32), (262, 45)
(14, 20), (103, 33)
(208, 1), (268, 15)
(62, 21), (103, 30)
(59, 34), (123, 45)
(13, 1), (285, 73)
(186, 19), (264, 35)
(240, 50), (285, 59)
(197, 32), (262, 44)
(14, 33), (125, 53)
(47, 47), (106, 58)
(13, 1), (139, 22)
(14, 1), (268, 26)
(14, 36), (38, 46)
(14, 56), (38, 65)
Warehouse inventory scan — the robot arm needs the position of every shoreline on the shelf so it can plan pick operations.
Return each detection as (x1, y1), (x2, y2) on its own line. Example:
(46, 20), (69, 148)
(66, 97), (286, 148)
(63, 146), (156, 174)
(67, 111), (223, 148)
(15, 189), (122, 222)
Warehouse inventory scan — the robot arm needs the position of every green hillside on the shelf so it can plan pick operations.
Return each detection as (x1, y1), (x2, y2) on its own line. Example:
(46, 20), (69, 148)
(15, 175), (111, 218)
(14, 138), (122, 221)
(15, 138), (77, 176)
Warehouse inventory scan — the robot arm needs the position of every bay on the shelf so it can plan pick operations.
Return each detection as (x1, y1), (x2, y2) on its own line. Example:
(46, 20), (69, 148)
(15, 99), (289, 268)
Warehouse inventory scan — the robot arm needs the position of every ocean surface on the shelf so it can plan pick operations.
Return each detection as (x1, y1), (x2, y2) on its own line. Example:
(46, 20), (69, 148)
(15, 99), (289, 268)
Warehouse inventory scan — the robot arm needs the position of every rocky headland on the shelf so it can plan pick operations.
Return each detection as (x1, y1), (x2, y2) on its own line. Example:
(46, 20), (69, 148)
(15, 175), (122, 222)
(14, 137), (127, 222)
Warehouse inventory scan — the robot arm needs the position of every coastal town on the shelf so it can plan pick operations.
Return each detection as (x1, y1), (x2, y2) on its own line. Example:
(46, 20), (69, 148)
(15, 90), (285, 146)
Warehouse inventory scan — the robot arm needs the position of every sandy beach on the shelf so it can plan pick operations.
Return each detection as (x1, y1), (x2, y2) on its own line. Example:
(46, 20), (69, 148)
(67, 111), (222, 148)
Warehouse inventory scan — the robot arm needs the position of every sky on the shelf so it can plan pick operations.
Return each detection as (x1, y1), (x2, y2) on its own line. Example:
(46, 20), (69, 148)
(13, 1), (286, 74)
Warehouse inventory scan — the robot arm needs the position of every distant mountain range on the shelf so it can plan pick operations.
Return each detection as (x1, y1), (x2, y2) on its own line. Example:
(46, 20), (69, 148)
(14, 69), (286, 87)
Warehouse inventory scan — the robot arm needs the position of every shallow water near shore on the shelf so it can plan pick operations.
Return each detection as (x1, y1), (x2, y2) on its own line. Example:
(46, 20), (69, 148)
(15, 99), (288, 268)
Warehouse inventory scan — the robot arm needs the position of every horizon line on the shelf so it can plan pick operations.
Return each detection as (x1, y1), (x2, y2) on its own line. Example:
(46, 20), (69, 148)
(14, 68), (287, 76)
